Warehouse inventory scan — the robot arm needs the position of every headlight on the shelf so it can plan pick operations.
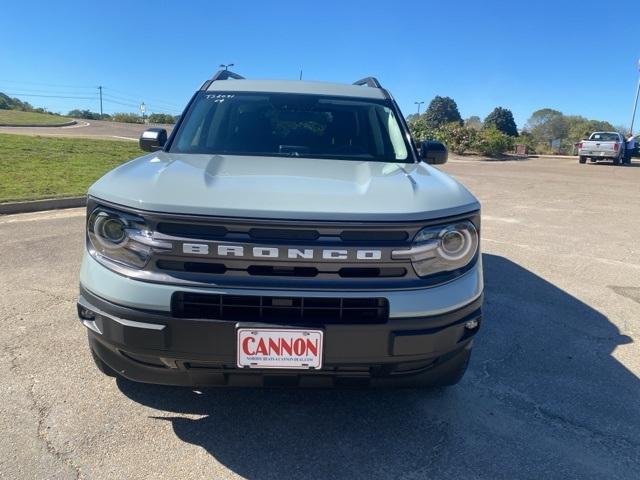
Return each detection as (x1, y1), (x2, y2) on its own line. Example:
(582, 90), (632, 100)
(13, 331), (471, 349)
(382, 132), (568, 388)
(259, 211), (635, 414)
(392, 220), (478, 278)
(87, 207), (171, 269)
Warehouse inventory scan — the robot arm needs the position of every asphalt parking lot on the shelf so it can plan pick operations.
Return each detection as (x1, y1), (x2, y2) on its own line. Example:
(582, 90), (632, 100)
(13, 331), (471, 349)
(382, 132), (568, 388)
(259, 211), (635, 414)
(1, 155), (639, 479)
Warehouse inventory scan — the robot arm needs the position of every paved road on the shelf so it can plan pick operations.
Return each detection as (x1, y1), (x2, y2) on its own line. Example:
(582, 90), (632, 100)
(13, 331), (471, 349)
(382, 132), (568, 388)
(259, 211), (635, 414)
(0, 119), (173, 141)
(1, 157), (639, 479)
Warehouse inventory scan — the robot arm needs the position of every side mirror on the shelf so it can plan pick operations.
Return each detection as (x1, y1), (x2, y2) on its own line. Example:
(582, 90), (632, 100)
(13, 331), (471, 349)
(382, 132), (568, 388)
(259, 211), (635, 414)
(139, 128), (167, 152)
(419, 140), (448, 165)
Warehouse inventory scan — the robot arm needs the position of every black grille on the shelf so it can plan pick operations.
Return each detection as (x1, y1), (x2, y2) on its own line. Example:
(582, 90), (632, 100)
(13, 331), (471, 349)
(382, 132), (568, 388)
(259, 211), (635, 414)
(172, 292), (389, 324)
(157, 260), (227, 274)
(340, 230), (408, 242)
(249, 228), (319, 241)
(247, 265), (318, 277)
(155, 221), (411, 243)
(157, 260), (406, 279)
(156, 222), (227, 239)
(338, 267), (406, 278)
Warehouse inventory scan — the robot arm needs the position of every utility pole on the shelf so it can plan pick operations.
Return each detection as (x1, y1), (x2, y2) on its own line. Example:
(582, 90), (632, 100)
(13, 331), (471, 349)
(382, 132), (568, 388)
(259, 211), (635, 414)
(630, 59), (640, 135)
(219, 63), (234, 71)
(98, 86), (103, 118)
(299, 68), (303, 80)
(414, 101), (425, 115)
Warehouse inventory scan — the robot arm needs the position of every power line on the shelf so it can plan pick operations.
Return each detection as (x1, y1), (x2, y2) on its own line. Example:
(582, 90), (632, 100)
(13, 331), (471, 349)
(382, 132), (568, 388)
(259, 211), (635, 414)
(103, 92), (182, 113)
(101, 95), (139, 108)
(101, 95), (181, 114)
(2, 82), (182, 114)
(0, 78), (183, 108)
(2, 92), (96, 100)
(2, 89), (181, 113)
(104, 87), (183, 109)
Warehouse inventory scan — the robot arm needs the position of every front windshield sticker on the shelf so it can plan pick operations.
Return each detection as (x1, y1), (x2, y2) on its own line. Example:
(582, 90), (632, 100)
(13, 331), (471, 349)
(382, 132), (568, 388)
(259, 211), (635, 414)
(205, 93), (235, 103)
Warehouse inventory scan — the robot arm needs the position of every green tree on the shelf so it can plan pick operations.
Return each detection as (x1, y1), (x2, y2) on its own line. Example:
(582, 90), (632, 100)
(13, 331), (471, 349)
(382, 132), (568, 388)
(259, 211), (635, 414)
(522, 109), (617, 154)
(525, 108), (567, 145)
(68, 109), (101, 120)
(423, 96), (462, 128)
(464, 116), (483, 130)
(0, 92), (50, 114)
(484, 107), (518, 136)
(565, 115), (615, 142)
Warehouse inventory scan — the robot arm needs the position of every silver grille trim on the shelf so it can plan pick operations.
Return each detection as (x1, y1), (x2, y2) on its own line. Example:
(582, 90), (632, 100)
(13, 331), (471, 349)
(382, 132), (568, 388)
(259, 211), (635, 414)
(86, 197), (480, 290)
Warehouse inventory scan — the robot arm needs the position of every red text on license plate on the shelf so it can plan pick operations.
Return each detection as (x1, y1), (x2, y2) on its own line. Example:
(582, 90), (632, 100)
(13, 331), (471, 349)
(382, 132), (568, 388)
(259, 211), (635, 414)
(237, 328), (323, 369)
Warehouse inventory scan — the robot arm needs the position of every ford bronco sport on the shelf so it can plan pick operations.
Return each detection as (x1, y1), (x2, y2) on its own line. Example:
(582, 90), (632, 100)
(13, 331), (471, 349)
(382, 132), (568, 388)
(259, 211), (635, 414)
(78, 70), (483, 387)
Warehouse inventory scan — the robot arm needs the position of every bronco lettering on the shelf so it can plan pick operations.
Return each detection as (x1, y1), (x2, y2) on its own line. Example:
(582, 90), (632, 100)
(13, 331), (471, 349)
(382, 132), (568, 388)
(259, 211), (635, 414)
(182, 243), (383, 261)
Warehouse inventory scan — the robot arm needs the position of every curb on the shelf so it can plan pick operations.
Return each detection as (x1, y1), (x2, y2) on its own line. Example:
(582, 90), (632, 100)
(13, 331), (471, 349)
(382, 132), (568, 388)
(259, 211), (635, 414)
(0, 196), (86, 215)
(528, 154), (577, 159)
(0, 120), (77, 128)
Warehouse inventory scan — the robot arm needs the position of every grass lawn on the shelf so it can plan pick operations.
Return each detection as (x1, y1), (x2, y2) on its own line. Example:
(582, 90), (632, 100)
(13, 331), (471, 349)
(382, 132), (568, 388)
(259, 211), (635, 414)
(0, 110), (73, 126)
(0, 133), (141, 202)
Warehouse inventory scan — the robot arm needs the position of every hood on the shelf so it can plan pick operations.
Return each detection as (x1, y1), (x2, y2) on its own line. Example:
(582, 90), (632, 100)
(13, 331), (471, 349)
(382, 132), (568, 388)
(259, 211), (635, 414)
(88, 152), (479, 221)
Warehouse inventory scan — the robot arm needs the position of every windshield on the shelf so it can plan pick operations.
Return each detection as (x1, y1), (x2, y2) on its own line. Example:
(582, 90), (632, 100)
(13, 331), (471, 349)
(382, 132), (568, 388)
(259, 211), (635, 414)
(589, 132), (619, 142)
(169, 92), (410, 162)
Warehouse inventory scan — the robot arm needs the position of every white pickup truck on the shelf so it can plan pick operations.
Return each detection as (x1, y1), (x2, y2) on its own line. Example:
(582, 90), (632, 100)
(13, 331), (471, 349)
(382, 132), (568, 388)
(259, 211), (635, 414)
(577, 132), (627, 165)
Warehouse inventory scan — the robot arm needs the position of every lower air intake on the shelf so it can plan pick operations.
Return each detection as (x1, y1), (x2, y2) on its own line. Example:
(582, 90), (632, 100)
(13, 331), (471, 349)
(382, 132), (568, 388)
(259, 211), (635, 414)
(171, 292), (389, 324)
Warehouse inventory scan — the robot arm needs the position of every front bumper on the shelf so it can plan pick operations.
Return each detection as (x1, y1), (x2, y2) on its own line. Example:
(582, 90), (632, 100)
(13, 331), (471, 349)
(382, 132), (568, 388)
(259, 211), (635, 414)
(79, 286), (481, 387)
(79, 253), (483, 386)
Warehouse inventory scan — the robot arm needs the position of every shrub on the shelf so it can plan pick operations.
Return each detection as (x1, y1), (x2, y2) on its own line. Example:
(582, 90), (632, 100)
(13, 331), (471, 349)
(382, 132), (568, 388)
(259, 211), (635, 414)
(148, 113), (177, 124)
(407, 118), (433, 143)
(112, 112), (143, 124)
(516, 131), (537, 154)
(408, 119), (477, 155)
(435, 123), (478, 155)
(473, 127), (514, 157)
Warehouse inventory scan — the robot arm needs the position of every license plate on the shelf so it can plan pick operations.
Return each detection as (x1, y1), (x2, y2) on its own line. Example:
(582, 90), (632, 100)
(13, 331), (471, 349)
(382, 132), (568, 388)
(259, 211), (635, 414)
(237, 328), (323, 369)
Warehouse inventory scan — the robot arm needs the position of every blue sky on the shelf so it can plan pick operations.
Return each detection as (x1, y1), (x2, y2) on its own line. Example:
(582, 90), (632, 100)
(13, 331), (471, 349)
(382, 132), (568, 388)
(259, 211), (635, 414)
(1, 0), (639, 129)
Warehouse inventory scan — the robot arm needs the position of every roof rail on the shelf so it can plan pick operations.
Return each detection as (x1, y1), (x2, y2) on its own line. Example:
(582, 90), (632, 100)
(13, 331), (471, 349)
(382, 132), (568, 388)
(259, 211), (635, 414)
(353, 77), (382, 88)
(211, 69), (245, 81)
